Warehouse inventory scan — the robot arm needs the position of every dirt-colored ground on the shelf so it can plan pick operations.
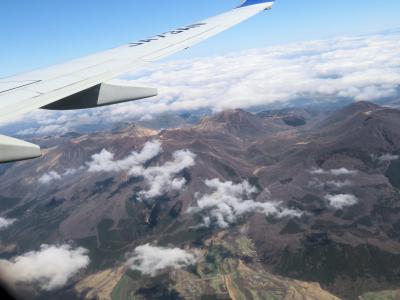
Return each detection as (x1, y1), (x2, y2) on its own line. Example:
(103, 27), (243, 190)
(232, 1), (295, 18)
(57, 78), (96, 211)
(75, 267), (126, 300)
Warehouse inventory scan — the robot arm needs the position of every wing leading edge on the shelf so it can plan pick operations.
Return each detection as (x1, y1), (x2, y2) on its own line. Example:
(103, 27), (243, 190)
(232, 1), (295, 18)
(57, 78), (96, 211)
(0, 0), (275, 163)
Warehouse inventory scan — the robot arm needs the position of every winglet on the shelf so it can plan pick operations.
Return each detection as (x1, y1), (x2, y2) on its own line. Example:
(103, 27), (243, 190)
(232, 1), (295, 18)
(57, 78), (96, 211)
(238, 0), (275, 8)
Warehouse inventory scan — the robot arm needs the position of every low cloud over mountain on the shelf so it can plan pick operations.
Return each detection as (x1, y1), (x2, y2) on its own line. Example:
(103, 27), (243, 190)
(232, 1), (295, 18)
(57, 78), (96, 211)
(38, 171), (62, 185)
(87, 140), (195, 200)
(126, 244), (197, 276)
(38, 168), (84, 185)
(87, 140), (162, 173)
(324, 194), (359, 209)
(0, 244), (89, 291)
(310, 167), (358, 176)
(137, 149), (196, 200)
(374, 153), (400, 162)
(188, 179), (302, 228)
(0, 217), (16, 230)
(326, 180), (353, 188)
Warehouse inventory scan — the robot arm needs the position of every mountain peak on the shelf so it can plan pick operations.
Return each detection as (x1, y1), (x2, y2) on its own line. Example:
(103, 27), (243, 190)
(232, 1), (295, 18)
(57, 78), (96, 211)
(342, 101), (381, 112)
(321, 101), (382, 128)
(195, 109), (272, 137)
(335, 101), (381, 117)
(112, 123), (158, 137)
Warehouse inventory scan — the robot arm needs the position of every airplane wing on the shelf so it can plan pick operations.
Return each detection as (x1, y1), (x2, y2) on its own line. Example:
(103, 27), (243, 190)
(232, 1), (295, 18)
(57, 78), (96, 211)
(0, 0), (275, 163)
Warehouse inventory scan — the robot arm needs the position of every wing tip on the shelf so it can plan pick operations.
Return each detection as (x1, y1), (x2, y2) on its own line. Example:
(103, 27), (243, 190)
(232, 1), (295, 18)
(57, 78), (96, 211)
(238, 0), (275, 8)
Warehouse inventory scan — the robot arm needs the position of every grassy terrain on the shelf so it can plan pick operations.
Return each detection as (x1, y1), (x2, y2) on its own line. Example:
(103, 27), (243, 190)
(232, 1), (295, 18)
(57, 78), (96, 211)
(109, 235), (340, 300)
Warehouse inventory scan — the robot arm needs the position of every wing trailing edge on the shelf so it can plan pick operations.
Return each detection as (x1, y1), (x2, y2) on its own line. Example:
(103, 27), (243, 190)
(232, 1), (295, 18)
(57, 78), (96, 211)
(238, 0), (275, 8)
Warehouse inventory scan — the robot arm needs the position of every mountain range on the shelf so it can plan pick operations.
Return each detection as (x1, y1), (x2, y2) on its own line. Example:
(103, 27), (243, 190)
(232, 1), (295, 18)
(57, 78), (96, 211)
(1, 101), (400, 300)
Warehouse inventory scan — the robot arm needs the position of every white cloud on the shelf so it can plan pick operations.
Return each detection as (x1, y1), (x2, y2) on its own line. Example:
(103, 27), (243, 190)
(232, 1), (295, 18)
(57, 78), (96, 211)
(126, 244), (196, 276)
(188, 179), (302, 228)
(139, 114), (154, 121)
(330, 168), (358, 176)
(324, 194), (358, 209)
(309, 168), (328, 175)
(373, 153), (400, 162)
(0, 217), (16, 230)
(17, 124), (68, 136)
(0, 244), (90, 291)
(63, 168), (82, 176)
(137, 150), (196, 200)
(87, 140), (162, 173)
(310, 167), (358, 176)
(38, 171), (62, 185)
(308, 178), (353, 190)
(87, 140), (195, 200)
(326, 180), (353, 188)
(308, 178), (324, 189)
(3, 32), (400, 134)
(35, 124), (69, 135)
(380, 154), (399, 161)
(38, 167), (84, 185)
(14, 111), (101, 136)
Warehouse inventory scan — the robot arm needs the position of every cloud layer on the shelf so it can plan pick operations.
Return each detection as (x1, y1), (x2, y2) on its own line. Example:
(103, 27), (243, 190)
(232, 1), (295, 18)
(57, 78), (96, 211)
(0, 244), (90, 291)
(126, 244), (196, 276)
(111, 32), (400, 119)
(3, 31), (400, 135)
(189, 179), (302, 228)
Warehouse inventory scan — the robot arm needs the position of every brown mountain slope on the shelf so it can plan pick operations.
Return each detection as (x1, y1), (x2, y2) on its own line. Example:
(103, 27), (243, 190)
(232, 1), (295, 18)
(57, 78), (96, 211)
(195, 108), (285, 138)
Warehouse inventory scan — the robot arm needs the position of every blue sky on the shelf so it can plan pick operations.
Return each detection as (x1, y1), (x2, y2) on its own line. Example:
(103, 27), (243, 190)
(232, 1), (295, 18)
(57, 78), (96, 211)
(1, 0), (400, 77)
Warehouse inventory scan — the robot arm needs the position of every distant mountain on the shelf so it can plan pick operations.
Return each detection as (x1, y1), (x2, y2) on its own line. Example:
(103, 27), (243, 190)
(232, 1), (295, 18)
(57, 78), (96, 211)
(323, 100), (380, 121)
(1, 102), (400, 299)
(314, 101), (400, 152)
(257, 108), (311, 127)
(195, 109), (284, 138)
